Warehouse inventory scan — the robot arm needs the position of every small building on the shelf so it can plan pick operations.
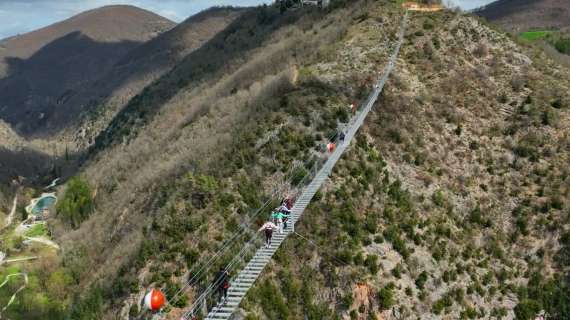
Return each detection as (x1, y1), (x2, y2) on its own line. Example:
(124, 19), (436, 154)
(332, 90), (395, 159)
(402, 2), (444, 11)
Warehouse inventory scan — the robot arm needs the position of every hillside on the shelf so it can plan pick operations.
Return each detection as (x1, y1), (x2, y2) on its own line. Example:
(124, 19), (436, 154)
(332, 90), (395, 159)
(0, 7), (242, 184)
(0, 1), (568, 320)
(63, 7), (245, 148)
(475, 0), (570, 32)
(0, 5), (174, 137)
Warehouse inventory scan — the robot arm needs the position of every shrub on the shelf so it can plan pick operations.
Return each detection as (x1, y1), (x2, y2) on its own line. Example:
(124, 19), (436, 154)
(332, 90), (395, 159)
(423, 21), (434, 30)
(252, 280), (289, 319)
(554, 38), (570, 54)
(383, 227), (410, 258)
(387, 128), (403, 144)
(514, 271), (570, 319)
(291, 167), (309, 186)
(460, 306), (478, 319)
(56, 177), (94, 229)
(392, 264), (403, 279)
(468, 204), (491, 228)
(68, 286), (104, 320)
(415, 271), (428, 290)
(432, 294), (453, 314)
(365, 254), (379, 274)
(551, 98), (563, 109)
(514, 299), (541, 320)
(432, 190), (446, 207)
(378, 283), (395, 310)
(542, 109), (560, 127)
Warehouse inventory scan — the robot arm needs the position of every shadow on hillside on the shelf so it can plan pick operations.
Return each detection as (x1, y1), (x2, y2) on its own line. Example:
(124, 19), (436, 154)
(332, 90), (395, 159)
(91, 5), (305, 153)
(57, 7), (248, 140)
(0, 147), (53, 184)
(475, 0), (534, 20)
(0, 31), (141, 137)
(0, 144), (85, 187)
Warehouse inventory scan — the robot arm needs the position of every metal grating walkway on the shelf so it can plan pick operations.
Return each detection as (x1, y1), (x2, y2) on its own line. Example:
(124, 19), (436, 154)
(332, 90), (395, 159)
(202, 11), (408, 320)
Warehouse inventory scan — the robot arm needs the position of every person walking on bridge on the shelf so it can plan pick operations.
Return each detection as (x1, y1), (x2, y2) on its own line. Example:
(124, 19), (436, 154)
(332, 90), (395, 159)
(278, 203), (291, 231)
(283, 197), (294, 210)
(274, 211), (285, 234)
(278, 203), (291, 214)
(282, 211), (290, 231)
(259, 222), (277, 248)
(215, 268), (230, 304)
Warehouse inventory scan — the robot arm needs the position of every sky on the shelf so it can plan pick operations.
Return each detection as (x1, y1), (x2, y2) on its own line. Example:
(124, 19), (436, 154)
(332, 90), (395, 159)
(0, 0), (496, 40)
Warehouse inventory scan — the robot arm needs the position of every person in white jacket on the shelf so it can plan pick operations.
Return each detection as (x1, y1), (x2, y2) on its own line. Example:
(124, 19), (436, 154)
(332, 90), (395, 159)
(258, 222), (278, 248)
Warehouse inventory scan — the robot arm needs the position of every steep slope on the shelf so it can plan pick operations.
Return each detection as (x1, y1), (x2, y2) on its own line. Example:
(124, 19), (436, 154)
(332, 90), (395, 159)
(475, 0), (570, 32)
(5, 1), (569, 320)
(0, 120), (56, 184)
(0, 8), (241, 185)
(31, 3), (366, 319)
(63, 7), (245, 148)
(0, 5), (174, 137)
(239, 6), (570, 320)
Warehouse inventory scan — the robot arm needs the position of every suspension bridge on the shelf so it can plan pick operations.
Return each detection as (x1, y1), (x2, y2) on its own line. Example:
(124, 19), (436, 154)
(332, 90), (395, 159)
(173, 11), (408, 320)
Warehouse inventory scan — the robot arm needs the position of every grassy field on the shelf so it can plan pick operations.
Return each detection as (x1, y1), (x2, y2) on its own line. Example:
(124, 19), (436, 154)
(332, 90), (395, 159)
(0, 265), (20, 279)
(520, 31), (552, 41)
(24, 224), (47, 237)
(519, 31), (551, 41)
(519, 30), (570, 55)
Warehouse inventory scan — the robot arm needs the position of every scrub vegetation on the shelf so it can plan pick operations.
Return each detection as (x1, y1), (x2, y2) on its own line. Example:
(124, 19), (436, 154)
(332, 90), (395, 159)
(56, 177), (93, 229)
(0, 0), (568, 319)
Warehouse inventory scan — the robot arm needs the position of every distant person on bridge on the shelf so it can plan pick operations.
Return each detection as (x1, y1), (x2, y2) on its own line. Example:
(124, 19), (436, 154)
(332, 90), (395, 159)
(278, 203), (291, 214)
(259, 222), (278, 248)
(349, 102), (357, 115)
(282, 211), (290, 231)
(278, 201), (292, 231)
(283, 197), (294, 210)
(274, 211), (285, 234)
(215, 268), (230, 304)
(339, 130), (346, 142)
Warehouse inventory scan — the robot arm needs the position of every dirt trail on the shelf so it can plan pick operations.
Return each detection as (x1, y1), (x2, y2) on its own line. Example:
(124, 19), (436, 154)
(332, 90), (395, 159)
(24, 237), (60, 250)
(0, 272), (28, 319)
(3, 195), (17, 229)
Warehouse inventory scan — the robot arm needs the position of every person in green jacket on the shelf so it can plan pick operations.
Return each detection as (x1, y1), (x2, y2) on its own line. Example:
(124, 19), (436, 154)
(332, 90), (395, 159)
(272, 210), (284, 234)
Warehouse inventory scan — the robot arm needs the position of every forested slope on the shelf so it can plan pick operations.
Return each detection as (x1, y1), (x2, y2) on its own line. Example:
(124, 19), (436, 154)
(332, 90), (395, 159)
(5, 1), (568, 319)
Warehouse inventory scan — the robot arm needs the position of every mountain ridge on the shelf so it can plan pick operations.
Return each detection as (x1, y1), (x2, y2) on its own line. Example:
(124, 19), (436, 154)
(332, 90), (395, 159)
(0, 1), (568, 319)
(0, 5), (175, 137)
(475, 0), (570, 32)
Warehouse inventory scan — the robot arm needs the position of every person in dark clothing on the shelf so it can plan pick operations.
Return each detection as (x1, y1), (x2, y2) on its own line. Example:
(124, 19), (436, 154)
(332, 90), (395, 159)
(215, 268), (230, 304)
(282, 212), (290, 230)
(285, 197), (293, 210)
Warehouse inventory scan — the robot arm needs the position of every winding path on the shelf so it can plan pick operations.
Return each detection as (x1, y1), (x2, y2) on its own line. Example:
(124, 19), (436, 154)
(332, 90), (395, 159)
(23, 237), (60, 250)
(3, 195), (17, 229)
(0, 272), (28, 319)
